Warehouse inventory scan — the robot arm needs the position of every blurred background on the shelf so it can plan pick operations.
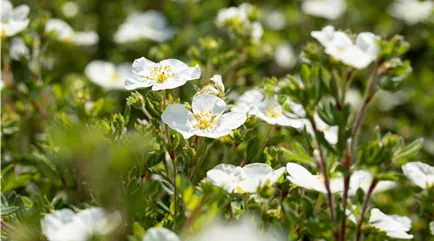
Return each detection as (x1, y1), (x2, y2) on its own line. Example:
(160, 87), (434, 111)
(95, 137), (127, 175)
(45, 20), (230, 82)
(1, 0), (434, 240)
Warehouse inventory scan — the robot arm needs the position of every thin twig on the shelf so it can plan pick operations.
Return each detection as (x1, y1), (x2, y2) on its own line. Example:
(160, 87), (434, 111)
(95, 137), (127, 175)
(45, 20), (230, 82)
(350, 61), (382, 154)
(339, 151), (351, 241)
(309, 117), (336, 221)
(356, 179), (378, 241)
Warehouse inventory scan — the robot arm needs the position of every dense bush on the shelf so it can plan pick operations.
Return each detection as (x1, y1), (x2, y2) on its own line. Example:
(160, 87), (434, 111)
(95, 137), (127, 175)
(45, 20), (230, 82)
(1, 0), (434, 240)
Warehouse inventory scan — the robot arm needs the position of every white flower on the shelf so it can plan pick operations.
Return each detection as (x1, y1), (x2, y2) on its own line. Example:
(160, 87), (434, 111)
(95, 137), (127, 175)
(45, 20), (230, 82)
(402, 161), (434, 189)
(143, 227), (180, 241)
(210, 74), (225, 93)
(302, 0), (346, 20)
(196, 74), (225, 96)
(348, 170), (397, 195)
(206, 163), (285, 193)
(1, 0), (29, 37)
(41, 208), (121, 241)
(303, 113), (339, 145)
(311, 25), (378, 69)
(286, 163), (396, 195)
(125, 57), (200, 91)
(114, 11), (175, 43)
(388, 0), (433, 25)
(231, 89), (264, 114)
(275, 42), (296, 69)
(45, 19), (99, 46)
(85, 60), (131, 90)
(255, 100), (305, 128)
(368, 208), (413, 239)
(286, 162), (344, 193)
(215, 3), (263, 42)
(190, 218), (284, 241)
(162, 94), (246, 139)
(9, 37), (29, 61)
(263, 9), (286, 30)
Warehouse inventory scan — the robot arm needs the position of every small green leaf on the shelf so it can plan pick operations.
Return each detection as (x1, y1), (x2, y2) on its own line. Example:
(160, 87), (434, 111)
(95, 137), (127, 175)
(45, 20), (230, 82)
(1, 206), (19, 216)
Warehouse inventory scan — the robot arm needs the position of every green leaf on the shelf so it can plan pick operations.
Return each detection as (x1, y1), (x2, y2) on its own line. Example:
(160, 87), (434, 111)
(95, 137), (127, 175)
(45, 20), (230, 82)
(1, 206), (19, 216)
(281, 143), (312, 164)
(394, 138), (423, 161)
(246, 137), (260, 160)
(300, 64), (311, 84)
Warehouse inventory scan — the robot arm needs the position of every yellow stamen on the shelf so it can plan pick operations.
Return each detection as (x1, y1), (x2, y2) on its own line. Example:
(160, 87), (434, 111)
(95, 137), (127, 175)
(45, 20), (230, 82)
(110, 73), (120, 83)
(192, 111), (217, 130)
(149, 65), (174, 83)
(265, 106), (281, 118)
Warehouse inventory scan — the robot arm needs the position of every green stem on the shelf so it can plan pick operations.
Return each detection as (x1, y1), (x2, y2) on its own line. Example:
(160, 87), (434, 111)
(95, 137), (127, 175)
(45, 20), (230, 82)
(244, 194), (249, 214)
(140, 107), (153, 120)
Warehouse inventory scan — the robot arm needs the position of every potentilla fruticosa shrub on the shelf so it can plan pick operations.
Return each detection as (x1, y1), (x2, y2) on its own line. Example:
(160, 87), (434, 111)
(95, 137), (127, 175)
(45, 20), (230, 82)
(1, 0), (434, 241)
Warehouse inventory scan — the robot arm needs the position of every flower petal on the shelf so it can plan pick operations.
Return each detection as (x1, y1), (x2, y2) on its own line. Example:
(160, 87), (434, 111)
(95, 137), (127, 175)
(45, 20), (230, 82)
(286, 163), (319, 191)
(151, 77), (187, 91)
(242, 163), (272, 178)
(143, 227), (180, 241)
(402, 161), (434, 189)
(85, 61), (115, 86)
(161, 104), (193, 139)
(192, 94), (226, 115)
(131, 57), (156, 75)
(219, 112), (247, 130)
(11, 4), (30, 20)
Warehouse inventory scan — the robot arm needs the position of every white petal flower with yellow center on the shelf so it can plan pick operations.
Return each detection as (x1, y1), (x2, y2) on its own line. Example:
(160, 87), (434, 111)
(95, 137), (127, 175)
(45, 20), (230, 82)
(311, 25), (378, 69)
(125, 57), (200, 91)
(216, 3), (264, 42)
(85, 60), (131, 90)
(45, 19), (99, 46)
(231, 89), (265, 115)
(402, 161), (434, 189)
(1, 0), (29, 37)
(388, 0), (433, 25)
(162, 94), (246, 139)
(41, 208), (121, 241)
(255, 100), (305, 128)
(143, 227), (180, 241)
(302, 0), (346, 20)
(114, 11), (175, 43)
(206, 163), (285, 193)
(368, 208), (413, 239)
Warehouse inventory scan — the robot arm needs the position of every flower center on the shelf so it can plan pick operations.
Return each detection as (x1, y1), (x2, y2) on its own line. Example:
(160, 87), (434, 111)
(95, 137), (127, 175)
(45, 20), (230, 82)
(338, 47), (345, 53)
(265, 106), (281, 118)
(232, 175), (246, 183)
(192, 111), (218, 130)
(110, 72), (120, 83)
(226, 16), (243, 27)
(149, 65), (174, 83)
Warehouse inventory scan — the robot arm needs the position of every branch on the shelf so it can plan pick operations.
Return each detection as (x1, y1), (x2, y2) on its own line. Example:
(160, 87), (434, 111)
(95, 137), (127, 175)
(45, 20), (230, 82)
(309, 117), (336, 221)
(356, 179), (378, 241)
